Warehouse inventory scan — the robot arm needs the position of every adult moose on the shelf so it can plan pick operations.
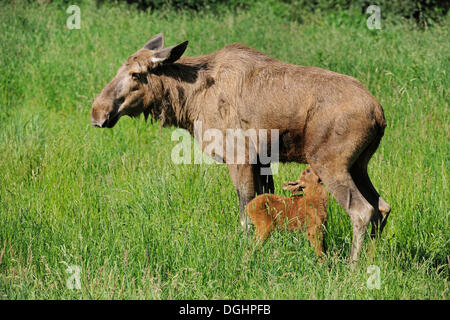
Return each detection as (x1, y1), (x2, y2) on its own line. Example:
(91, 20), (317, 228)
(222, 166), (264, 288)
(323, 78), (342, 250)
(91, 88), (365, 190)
(91, 33), (391, 261)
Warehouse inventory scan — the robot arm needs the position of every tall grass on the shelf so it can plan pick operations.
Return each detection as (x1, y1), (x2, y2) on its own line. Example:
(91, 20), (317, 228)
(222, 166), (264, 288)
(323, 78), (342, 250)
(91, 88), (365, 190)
(0, 1), (448, 299)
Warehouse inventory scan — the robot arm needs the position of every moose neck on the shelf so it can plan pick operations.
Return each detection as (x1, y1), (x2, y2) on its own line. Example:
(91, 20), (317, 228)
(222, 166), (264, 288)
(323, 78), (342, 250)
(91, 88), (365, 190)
(144, 55), (214, 134)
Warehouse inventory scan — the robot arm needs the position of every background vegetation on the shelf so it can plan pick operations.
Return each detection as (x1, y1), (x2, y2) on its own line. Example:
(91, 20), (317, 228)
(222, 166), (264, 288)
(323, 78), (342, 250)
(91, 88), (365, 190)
(45, 0), (450, 25)
(0, 0), (448, 299)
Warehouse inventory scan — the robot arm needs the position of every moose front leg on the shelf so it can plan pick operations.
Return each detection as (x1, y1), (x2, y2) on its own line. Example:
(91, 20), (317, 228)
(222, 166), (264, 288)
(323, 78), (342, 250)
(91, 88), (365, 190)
(253, 162), (274, 194)
(227, 163), (259, 230)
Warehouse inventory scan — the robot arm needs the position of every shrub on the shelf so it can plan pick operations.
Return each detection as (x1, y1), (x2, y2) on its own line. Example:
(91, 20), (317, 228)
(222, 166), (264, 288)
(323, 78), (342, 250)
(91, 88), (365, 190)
(40, 0), (450, 25)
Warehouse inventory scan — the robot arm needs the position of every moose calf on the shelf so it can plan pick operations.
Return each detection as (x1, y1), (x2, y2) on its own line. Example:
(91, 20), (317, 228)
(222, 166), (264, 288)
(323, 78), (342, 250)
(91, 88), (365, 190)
(246, 166), (328, 257)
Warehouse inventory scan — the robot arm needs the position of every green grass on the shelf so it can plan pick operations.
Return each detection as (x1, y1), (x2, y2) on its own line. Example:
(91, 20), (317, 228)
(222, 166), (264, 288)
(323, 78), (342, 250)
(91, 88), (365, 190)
(0, 0), (448, 299)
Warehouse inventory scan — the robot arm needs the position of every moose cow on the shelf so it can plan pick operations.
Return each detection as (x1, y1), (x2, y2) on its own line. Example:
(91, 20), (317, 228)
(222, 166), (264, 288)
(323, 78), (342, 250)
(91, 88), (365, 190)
(91, 33), (391, 261)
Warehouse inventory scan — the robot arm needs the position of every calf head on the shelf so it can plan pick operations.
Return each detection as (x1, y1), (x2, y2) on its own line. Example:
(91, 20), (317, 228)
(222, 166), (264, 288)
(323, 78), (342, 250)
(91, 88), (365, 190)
(91, 33), (188, 128)
(282, 166), (321, 193)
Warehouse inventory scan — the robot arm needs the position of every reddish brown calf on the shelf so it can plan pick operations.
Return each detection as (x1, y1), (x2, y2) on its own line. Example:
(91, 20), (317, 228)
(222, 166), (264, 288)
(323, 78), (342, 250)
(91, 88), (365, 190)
(246, 167), (328, 257)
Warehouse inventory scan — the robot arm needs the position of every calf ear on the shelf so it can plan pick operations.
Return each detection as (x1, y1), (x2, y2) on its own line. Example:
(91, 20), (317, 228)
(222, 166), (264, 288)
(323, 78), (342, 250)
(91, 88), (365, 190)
(282, 181), (303, 194)
(144, 33), (164, 51)
(151, 40), (188, 64)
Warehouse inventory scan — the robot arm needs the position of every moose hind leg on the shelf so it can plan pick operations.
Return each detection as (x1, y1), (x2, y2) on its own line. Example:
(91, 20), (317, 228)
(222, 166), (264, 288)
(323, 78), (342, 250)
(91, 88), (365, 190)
(310, 163), (375, 262)
(350, 162), (390, 238)
(351, 137), (391, 238)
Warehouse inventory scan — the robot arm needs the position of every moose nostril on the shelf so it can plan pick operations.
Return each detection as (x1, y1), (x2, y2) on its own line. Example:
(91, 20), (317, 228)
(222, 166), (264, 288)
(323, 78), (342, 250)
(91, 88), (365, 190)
(91, 118), (108, 128)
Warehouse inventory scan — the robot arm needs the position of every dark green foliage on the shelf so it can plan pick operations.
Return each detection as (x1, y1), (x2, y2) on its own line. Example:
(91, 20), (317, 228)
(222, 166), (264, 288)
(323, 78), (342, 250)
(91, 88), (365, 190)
(97, 0), (252, 11)
(92, 0), (449, 25)
(39, 0), (449, 25)
(279, 0), (449, 26)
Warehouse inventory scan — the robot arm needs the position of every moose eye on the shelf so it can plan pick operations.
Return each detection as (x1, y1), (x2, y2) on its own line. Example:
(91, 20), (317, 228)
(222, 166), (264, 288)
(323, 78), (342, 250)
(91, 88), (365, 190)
(131, 73), (147, 84)
(114, 97), (125, 108)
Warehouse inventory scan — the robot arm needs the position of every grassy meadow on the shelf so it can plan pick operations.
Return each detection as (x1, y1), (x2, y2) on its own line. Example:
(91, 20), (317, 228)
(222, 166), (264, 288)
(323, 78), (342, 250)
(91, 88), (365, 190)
(0, 1), (448, 299)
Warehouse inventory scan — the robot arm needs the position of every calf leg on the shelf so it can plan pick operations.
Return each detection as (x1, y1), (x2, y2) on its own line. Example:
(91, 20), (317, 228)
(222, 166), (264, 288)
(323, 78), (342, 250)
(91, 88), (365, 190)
(249, 208), (273, 241)
(306, 223), (325, 257)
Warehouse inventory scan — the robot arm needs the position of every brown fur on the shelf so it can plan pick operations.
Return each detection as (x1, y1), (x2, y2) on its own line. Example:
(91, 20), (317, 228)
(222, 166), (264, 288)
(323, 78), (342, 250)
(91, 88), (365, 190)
(91, 34), (391, 262)
(246, 167), (328, 257)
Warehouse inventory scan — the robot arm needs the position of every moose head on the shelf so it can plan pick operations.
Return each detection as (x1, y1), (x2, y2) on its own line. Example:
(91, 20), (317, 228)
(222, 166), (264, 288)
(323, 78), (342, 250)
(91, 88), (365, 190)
(91, 33), (188, 128)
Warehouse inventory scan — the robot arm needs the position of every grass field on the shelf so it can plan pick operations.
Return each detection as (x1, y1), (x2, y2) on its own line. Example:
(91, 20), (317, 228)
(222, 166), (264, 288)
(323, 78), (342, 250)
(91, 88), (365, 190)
(0, 1), (448, 299)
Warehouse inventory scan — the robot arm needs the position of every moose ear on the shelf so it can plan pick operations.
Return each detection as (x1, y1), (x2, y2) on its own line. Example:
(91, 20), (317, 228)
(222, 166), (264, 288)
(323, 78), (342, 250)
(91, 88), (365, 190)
(282, 180), (304, 194)
(144, 33), (164, 51)
(151, 40), (188, 64)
